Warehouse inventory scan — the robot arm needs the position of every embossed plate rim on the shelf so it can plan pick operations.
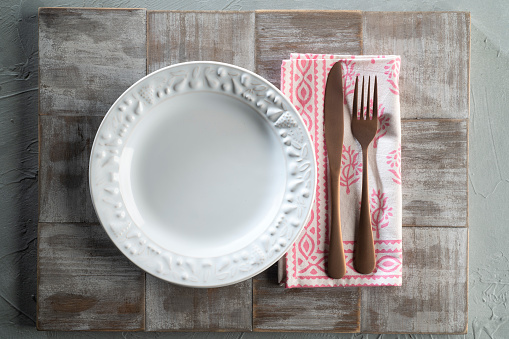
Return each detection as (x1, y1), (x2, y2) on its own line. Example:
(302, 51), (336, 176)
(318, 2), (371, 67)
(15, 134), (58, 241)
(89, 61), (316, 287)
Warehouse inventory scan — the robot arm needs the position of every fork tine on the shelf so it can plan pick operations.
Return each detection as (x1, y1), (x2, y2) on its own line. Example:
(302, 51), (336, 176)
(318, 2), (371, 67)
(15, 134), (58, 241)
(373, 76), (378, 120)
(353, 76), (358, 119)
(366, 77), (371, 120)
(360, 77), (365, 120)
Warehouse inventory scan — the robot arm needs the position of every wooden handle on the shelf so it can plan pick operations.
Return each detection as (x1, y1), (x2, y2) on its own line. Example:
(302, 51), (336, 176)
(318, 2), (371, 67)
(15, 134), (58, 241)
(354, 147), (376, 274)
(328, 174), (346, 279)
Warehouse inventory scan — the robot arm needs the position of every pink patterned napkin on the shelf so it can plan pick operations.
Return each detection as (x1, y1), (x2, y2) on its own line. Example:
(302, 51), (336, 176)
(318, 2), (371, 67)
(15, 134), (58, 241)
(282, 53), (402, 287)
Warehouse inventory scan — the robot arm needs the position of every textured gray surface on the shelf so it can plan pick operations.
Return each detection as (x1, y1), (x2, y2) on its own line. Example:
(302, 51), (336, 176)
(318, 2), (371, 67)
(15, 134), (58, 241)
(0, 1), (506, 339)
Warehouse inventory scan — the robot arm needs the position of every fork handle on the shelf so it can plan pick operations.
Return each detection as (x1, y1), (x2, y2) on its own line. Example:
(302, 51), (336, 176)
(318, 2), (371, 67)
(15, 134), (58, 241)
(354, 147), (376, 274)
(328, 174), (346, 279)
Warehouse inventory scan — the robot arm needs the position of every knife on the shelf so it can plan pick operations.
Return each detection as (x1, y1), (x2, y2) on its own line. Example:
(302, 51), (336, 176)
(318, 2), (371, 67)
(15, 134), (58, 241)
(324, 62), (346, 279)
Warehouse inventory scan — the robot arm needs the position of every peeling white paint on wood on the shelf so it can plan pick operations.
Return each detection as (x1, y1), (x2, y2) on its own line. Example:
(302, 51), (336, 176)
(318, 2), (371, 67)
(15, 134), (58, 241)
(38, 8), (147, 116)
(361, 227), (468, 334)
(363, 12), (470, 120)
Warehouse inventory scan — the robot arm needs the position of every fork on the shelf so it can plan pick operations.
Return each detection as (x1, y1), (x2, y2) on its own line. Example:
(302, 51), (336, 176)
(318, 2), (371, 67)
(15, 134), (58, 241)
(351, 76), (378, 274)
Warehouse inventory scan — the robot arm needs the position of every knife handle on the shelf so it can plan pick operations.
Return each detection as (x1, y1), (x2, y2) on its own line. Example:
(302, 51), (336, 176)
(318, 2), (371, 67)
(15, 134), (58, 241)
(328, 173), (346, 279)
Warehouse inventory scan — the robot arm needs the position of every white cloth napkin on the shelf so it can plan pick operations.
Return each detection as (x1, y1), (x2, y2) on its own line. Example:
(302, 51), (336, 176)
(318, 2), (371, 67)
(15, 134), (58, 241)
(282, 53), (402, 287)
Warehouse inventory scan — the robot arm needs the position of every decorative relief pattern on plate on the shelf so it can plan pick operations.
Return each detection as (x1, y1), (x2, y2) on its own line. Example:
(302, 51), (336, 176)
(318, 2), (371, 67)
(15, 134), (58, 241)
(90, 62), (316, 287)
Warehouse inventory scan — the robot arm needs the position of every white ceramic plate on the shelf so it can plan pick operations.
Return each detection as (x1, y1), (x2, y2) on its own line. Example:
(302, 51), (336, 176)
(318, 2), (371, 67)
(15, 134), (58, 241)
(89, 61), (316, 287)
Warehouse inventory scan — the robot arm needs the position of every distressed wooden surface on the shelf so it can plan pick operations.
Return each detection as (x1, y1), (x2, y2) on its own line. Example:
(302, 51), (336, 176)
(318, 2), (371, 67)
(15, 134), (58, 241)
(401, 119), (468, 227)
(361, 227), (468, 334)
(39, 116), (102, 223)
(37, 223), (145, 331)
(253, 264), (360, 332)
(39, 8), (147, 116)
(38, 9), (469, 333)
(146, 275), (252, 331)
(363, 12), (470, 120)
(144, 10), (255, 332)
(148, 11), (255, 73)
(38, 8), (147, 332)
(255, 10), (362, 88)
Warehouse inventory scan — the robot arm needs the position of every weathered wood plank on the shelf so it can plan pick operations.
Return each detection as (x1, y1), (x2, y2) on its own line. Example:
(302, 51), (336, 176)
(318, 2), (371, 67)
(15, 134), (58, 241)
(401, 119), (468, 227)
(38, 115), (102, 223)
(361, 227), (468, 334)
(147, 11), (255, 73)
(37, 222), (145, 331)
(38, 8), (147, 332)
(255, 10), (362, 88)
(253, 264), (360, 332)
(146, 275), (252, 331)
(145, 10), (254, 332)
(39, 8), (146, 116)
(363, 12), (470, 119)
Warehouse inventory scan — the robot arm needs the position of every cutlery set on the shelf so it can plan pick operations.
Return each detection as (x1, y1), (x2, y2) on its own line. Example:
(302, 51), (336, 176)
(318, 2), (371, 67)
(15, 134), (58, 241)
(325, 63), (379, 278)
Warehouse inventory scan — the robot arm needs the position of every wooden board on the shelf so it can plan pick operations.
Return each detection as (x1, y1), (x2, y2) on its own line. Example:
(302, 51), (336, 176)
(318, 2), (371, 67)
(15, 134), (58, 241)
(38, 9), (469, 333)
(255, 10), (362, 88)
(146, 275), (252, 331)
(144, 10), (255, 332)
(147, 11), (255, 72)
(253, 264), (360, 332)
(363, 12), (470, 120)
(361, 227), (468, 334)
(38, 116), (102, 223)
(38, 8), (147, 117)
(401, 119), (468, 227)
(253, 10), (362, 332)
(37, 222), (145, 331)
(37, 8), (147, 331)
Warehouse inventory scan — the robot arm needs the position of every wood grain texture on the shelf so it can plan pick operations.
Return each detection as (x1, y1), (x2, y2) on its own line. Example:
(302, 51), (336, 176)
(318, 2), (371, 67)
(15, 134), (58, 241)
(37, 222), (145, 331)
(39, 8), (146, 116)
(145, 10), (254, 332)
(253, 264), (360, 332)
(39, 116), (102, 223)
(146, 275), (252, 331)
(147, 11), (255, 73)
(363, 12), (470, 119)
(361, 227), (468, 334)
(401, 119), (468, 227)
(255, 10), (362, 88)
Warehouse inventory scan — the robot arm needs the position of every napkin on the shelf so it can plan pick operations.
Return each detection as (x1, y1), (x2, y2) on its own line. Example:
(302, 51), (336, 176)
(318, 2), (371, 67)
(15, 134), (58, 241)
(282, 53), (402, 287)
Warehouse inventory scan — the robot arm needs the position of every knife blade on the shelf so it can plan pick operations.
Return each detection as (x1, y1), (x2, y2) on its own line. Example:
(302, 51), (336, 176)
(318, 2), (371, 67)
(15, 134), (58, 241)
(324, 62), (346, 279)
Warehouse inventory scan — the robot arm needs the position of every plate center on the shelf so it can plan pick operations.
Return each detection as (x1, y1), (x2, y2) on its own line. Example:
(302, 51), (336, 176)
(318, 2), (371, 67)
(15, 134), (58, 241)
(120, 91), (286, 257)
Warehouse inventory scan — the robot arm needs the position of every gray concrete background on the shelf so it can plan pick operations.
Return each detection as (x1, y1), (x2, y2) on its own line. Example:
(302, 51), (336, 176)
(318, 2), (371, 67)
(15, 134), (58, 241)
(1, 0), (507, 338)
